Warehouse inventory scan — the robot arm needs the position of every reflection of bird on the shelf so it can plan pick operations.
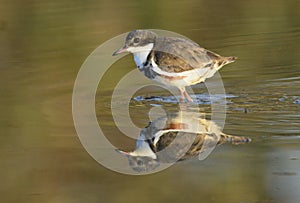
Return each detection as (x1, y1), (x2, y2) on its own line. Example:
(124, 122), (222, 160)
(117, 111), (251, 172)
(113, 30), (236, 102)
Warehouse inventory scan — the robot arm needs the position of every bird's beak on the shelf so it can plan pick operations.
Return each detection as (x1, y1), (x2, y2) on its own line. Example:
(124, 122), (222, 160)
(115, 149), (130, 156)
(112, 45), (128, 56)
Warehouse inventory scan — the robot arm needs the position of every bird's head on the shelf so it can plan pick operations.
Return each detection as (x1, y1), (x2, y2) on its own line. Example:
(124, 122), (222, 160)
(116, 149), (160, 173)
(113, 30), (157, 55)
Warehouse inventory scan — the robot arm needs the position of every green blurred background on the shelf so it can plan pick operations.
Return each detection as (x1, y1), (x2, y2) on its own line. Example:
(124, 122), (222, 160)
(1, 0), (300, 202)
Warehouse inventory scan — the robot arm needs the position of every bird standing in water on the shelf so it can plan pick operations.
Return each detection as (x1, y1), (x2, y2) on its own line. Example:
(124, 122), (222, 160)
(113, 30), (237, 102)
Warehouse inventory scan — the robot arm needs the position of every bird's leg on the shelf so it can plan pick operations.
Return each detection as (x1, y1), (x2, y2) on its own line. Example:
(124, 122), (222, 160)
(184, 90), (193, 103)
(179, 89), (185, 102)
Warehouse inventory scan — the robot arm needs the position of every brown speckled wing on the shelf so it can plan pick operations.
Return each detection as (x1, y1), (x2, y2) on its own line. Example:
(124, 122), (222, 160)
(154, 131), (250, 162)
(150, 37), (221, 73)
(155, 131), (217, 162)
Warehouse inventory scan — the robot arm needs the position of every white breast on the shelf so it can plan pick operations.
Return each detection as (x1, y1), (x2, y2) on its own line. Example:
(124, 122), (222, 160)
(127, 43), (154, 67)
(134, 52), (150, 67)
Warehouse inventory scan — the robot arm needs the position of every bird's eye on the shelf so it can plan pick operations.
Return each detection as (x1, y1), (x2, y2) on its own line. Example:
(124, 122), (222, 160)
(134, 38), (140, 43)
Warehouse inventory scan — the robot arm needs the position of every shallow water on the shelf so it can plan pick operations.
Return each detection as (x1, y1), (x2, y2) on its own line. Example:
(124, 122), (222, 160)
(1, 0), (300, 202)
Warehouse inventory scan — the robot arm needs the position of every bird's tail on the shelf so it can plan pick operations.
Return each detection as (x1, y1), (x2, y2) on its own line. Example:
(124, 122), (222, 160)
(224, 56), (237, 64)
(220, 132), (251, 145)
(215, 56), (237, 70)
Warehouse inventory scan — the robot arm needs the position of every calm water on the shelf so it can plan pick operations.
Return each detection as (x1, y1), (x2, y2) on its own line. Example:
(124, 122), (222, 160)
(1, 0), (300, 202)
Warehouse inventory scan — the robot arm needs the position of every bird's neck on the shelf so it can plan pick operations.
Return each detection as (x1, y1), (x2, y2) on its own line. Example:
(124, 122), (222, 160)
(130, 136), (157, 159)
(132, 43), (153, 68)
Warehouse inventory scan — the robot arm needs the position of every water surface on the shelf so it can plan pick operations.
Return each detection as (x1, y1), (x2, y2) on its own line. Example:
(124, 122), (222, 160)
(1, 0), (300, 202)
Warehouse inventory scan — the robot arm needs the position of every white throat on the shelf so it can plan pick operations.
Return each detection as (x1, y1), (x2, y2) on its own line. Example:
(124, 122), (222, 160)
(129, 134), (157, 159)
(128, 43), (153, 67)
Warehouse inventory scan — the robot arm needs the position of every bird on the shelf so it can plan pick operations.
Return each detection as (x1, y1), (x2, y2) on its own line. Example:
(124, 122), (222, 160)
(116, 110), (251, 172)
(113, 29), (237, 102)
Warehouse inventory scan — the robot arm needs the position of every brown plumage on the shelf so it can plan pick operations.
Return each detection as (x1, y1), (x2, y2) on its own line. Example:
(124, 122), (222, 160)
(116, 111), (251, 172)
(113, 30), (237, 102)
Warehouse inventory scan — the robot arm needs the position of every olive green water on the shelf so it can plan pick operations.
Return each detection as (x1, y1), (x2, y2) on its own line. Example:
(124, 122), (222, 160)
(1, 0), (300, 202)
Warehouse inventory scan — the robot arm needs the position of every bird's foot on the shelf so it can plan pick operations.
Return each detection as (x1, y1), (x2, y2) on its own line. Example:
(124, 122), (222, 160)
(184, 91), (193, 103)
